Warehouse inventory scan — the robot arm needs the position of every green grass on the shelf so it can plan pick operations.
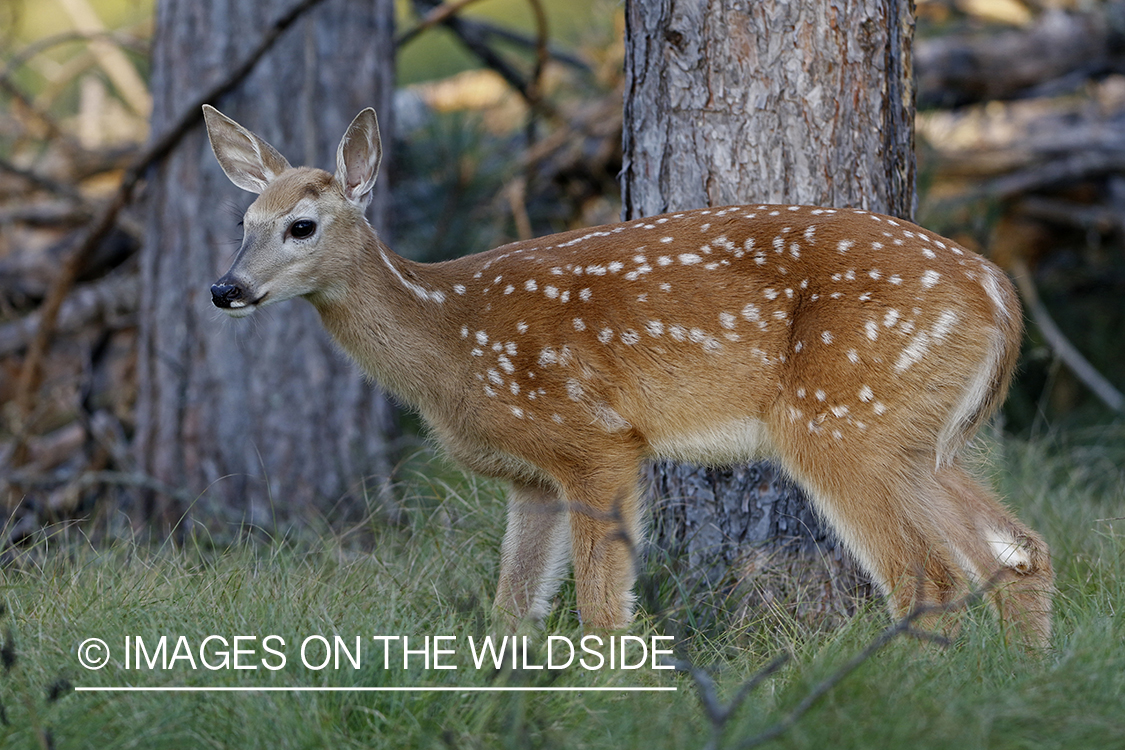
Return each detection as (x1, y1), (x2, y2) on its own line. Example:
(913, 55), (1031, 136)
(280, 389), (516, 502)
(2, 428), (1123, 749)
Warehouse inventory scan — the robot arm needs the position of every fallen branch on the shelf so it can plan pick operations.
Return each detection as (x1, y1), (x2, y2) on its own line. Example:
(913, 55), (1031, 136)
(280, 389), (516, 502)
(10, 0), (330, 456)
(916, 5), (1125, 108)
(1010, 257), (1125, 413)
(3, 470), (198, 512)
(0, 156), (85, 202)
(677, 574), (1005, 750)
(0, 272), (137, 357)
(673, 654), (791, 750)
(1016, 196), (1125, 236)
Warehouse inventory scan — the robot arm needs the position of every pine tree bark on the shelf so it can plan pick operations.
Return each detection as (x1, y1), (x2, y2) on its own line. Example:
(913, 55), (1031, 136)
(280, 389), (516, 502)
(622, 0), (915, 621)
(136, 0), (397, 532)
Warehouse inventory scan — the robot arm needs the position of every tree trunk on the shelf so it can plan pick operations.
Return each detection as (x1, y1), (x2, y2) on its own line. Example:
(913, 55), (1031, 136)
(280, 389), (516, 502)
(136, 0), (398, 533)
(622, 0), (915, 624)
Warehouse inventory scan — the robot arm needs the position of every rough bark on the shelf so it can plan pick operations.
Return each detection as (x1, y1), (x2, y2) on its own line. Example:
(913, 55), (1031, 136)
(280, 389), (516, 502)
(136, 0), (397, 532)
(622, 0), (915, 620)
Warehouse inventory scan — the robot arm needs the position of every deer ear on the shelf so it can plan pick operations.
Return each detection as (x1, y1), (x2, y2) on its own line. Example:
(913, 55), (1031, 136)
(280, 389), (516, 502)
(203, 104), (291, 194)
(335, 108), (382, 208)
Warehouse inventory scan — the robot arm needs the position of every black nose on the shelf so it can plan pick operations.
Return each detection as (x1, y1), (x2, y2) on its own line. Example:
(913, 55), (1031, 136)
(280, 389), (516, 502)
(211, 282), (245, 308)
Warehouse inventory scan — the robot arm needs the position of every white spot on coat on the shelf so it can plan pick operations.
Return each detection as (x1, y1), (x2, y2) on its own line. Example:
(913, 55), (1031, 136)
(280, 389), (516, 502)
(566, 379), (584, 400)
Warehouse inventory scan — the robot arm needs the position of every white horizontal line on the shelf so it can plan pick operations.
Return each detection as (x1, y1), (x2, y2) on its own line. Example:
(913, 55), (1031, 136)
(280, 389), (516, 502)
(74, 686), (677, 693)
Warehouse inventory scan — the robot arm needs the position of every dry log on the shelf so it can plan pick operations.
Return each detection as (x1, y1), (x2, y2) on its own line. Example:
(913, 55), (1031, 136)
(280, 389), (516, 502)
(0, 201), (92, 227)
(0, 225), (136, 311)
(0, 270), (136, 356)
(917, 5), (1125, 108)
(919, 78), (1125, 203)
(1016, 195), (1125, 235)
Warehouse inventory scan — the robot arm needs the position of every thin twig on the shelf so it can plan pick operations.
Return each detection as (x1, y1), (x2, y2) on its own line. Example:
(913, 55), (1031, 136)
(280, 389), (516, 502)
(411, 0), (559, 120)
(395, 0), (490, 47)
(524, 0), (550, 105)
(0, 77), (73, 147)
(0, 30), (149, 85)
(674, 574), (1004, 750)
(673, 654), (791, 750)
(455, 21), (591, 73)
(1010, 257), (1124, 413)
(397, 0), (590, 72)
(10, 0), (331, 458)
(731, 574), (1003, 749)
(0, 155), (85, 202)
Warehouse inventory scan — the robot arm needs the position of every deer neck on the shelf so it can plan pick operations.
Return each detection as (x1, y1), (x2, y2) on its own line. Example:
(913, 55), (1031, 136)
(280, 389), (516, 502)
(309, 228), (457, 410)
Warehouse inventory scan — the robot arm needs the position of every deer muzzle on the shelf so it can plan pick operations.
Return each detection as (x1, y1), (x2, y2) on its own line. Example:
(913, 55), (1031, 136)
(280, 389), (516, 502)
(211, 274), (264, 315)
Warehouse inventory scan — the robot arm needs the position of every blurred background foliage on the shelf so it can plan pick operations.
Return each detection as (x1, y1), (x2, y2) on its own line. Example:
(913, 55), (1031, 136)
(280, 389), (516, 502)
(0, 0), (1122, 540)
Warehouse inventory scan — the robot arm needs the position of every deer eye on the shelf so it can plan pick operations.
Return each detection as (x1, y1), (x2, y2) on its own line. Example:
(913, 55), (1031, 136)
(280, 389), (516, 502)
(289, 219), (317, 239)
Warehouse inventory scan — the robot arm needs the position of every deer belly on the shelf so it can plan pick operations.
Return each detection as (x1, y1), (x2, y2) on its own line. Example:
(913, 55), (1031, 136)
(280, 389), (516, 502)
(647, 417), (774, 466)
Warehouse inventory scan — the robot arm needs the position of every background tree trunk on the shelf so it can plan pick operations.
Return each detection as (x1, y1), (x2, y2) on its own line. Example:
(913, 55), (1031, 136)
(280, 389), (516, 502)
(622, 0), (915, 624)
(136, 0), (398, 533)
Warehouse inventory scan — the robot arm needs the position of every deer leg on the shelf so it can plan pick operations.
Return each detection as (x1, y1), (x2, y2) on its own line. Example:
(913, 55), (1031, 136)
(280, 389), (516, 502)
(929, 462), (1054, 648)
(563, 470), (645, 631)
(771, 420), (964, 628)
(493, 481), (571, 628)
(809, 477), (963, 622)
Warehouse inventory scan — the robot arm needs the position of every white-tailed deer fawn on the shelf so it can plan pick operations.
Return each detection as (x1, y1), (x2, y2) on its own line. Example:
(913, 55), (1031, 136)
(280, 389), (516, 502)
(203, 105), (1053, 647)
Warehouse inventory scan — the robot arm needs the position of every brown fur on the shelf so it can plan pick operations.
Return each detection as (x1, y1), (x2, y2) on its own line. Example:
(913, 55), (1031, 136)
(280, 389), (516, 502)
(202, 106), (1054, 647)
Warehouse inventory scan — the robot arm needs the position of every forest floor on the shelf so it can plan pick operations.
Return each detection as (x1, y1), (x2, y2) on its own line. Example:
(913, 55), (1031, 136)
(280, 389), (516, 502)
(1, 425), (1123, 749)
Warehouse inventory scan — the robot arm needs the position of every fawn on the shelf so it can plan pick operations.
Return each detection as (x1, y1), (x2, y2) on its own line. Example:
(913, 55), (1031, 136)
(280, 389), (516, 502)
(203, 105), (1053, 647)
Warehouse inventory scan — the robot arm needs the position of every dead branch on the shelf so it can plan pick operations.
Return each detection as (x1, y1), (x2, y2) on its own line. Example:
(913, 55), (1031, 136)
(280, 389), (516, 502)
(0, 78), (76, 149)
(398, 0), (590, 74)
(524, 0), (550, 106)
(9, 0), (330, 456)
(673, 654), (791, 750)
(409, 0), (562, 121)
(458, 21), (590, 73)
(0, 30), (149, 86)
(674, 574), (1005, 750)
(0, 156), (85, 202)
(1010, 257), (1125, 413)
(395, 0), (490, 47)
